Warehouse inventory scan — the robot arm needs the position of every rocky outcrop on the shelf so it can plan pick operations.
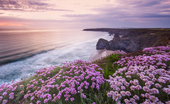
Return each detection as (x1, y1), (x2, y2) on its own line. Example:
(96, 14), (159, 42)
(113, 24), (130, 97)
(96, 37), (138, 53)
(109, 38), (138, 53)
(96, 38), (110, 50)
(96, 34), (138, 53)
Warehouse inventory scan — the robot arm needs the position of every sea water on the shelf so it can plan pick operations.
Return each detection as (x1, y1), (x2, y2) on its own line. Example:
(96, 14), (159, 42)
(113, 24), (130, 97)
(0, 28), (112, 85)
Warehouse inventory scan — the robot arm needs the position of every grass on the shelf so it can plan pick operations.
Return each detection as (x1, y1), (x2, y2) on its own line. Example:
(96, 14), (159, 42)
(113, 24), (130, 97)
(93, 54), (123, 79)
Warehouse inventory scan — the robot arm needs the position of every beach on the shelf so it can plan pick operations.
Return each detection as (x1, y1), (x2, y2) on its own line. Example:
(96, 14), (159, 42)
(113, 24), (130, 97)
(88, 49), (115, 62)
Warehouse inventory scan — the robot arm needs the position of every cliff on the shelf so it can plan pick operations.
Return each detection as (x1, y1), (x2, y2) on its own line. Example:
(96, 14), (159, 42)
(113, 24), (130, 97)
(84, 28), (170, 52)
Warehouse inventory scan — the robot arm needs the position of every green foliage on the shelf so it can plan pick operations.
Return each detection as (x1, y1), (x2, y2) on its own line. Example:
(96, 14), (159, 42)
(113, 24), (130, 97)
(81, 82), (113, 104)
(105, 54), (120, 62)
(102, 54), (122, 79)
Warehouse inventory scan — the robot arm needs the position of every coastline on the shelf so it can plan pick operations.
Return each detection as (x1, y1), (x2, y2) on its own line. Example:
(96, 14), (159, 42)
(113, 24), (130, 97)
(0, 45), (169, 104)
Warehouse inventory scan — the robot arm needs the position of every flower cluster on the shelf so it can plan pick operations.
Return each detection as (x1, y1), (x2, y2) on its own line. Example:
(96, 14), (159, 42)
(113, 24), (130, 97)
(0, 60), (105, 104)
(0, 80), (20, 104)
(107, 65), (170, 103)
(35, 66), (55, 77)
(28, 60), (105, 103)
(143, 46), (170, 55)
(108, 46), (170, 103)
(115, 54), (170, 69)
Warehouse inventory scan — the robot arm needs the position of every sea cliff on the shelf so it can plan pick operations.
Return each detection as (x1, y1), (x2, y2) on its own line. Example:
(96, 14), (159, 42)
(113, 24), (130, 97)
(84, 28), (170, 53)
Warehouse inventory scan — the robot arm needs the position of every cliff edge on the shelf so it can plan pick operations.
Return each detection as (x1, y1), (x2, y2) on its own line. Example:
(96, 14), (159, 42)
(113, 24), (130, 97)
(84, 28), (170, 52)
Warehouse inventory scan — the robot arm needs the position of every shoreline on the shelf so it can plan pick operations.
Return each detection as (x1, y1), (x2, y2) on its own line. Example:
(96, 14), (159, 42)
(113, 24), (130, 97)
(88, 49), (116, 62)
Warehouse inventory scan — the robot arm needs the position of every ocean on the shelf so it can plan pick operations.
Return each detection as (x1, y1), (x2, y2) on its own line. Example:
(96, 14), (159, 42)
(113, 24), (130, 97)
(0, 28), (112, 85)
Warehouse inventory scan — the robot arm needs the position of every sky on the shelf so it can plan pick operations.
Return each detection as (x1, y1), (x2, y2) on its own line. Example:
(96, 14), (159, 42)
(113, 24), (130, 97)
(0, 0), (170, 29)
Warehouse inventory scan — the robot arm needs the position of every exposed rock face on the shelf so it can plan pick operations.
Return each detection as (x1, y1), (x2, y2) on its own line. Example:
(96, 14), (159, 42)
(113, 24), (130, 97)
(113, 34), (120, 42)
(96, 37), (138, 53)
(85, 28), (170, 53)
(109, 39), (138, 53)
(96, 38), (110, 50)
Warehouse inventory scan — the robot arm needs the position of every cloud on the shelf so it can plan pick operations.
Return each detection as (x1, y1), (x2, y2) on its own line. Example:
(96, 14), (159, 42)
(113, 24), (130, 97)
(0, 0), (170, 28)
(140, 13), (170, 18)
(0, 23), (25, 26)
(162, 10), (170, 12)
(62, 0), (170, 28)
(0, 0), (72, 12)
(117, 0), (167, 7)
(0, 16), (69, 28)
(28, 1), (49, 6)
(63, 14), (93, 18)
(134, 0), (161, 7)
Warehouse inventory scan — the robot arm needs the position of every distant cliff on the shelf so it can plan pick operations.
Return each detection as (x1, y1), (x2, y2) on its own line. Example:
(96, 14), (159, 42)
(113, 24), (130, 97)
(83, 28), (170, 52)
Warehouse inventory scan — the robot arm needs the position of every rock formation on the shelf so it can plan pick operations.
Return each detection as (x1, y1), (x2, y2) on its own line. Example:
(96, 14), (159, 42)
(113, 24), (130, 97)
(109, 38), (138, 53)
(84, 28), (170, 53)
(96, 38), (109, 50)
(96, 34), (138, 53)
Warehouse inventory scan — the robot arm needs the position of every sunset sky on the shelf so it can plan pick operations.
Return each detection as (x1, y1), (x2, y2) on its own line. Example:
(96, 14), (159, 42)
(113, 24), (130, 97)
(0, 0), (170, 29)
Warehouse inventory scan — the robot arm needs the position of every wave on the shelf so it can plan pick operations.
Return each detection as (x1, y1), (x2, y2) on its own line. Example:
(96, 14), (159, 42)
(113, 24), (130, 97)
(0, 33), (111, 85)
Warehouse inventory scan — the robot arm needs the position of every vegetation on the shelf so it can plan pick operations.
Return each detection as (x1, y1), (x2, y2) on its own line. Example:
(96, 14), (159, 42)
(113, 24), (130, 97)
(0, 46), (170, 104)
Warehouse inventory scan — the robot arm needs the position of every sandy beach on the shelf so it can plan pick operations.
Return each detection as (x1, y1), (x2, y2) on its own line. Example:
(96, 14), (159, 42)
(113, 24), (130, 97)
(88, 49), (116, 62)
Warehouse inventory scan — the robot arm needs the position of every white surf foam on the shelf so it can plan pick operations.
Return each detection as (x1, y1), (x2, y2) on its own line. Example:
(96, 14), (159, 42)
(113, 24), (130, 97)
(0, 33), (111, 85)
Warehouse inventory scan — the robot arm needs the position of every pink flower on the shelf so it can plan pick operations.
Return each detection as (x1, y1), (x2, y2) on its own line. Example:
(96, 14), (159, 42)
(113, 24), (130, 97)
(121, 86), (126, 90)
(81, 93), (86, 98)
(0, 89), (3, 92)
(149, 96), (159, 102)
(145, 93), (150, 98)
(141, 94), (145, 98)
(155, 83), (162, 88)
(0, 96), (3, 100)
(64, 97), (68, 101)
(130, 98), (135, 103)
(166, 101), (170, 104)
(31, 96), (34, 100)
(2, 92), (7, 96)
(133, 79), (139, 85)
(163, 88), (170, 94)
(124, 99), (130, 104)
(130, 85), (136, 91)
(143, 86), (150, 92)
(36, 100), (41, 104)
(120, 91), (126, 96)
(9, 93), (14, 99)
(125, 91), (131, 96)
(20, 90), (24, 94)
(126, 75), (131, 78)
(107, 92), (112, 97)
(133, 95), (139, 100)
(150, 88), (159, 94)
(70, 97), (74, 102)
(2, 99), (8, 104)
(116, 94), (122, 99)
(44, 98), (49, 103)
